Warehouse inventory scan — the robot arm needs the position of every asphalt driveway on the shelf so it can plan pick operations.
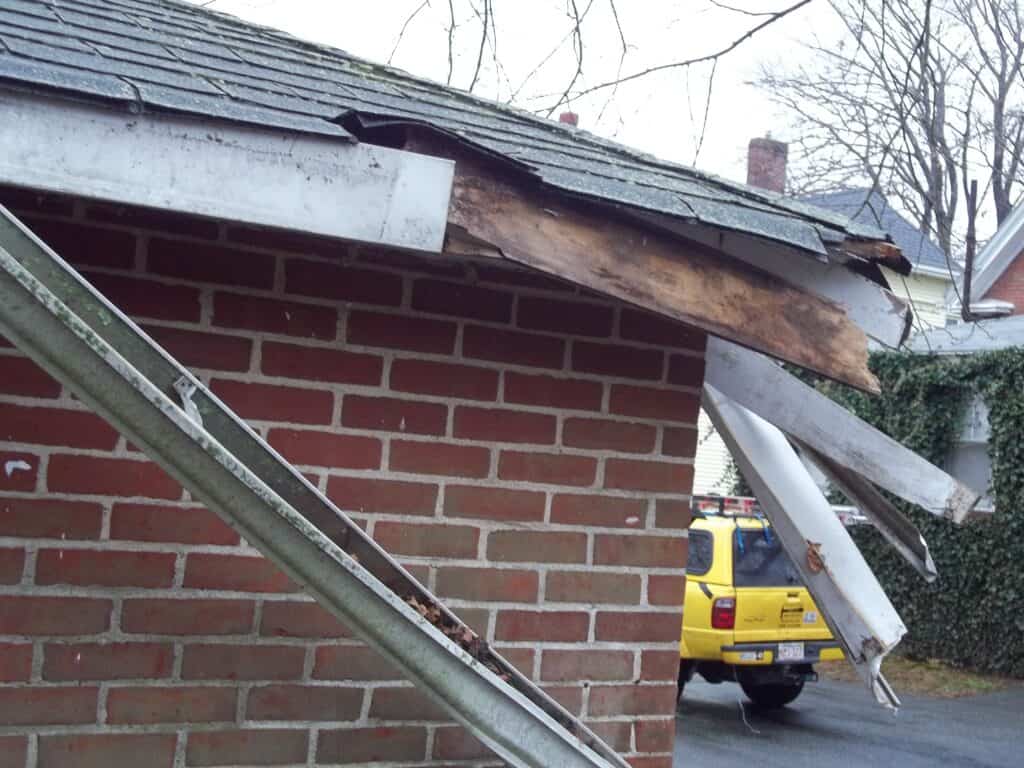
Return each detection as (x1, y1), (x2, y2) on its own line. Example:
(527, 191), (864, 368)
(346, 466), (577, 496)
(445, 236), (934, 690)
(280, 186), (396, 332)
(675, 677), (1022, 767)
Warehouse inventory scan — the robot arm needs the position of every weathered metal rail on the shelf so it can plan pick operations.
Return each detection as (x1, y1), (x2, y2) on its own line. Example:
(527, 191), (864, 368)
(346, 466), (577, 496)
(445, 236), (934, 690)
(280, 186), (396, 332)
(0, 206), (627, 768)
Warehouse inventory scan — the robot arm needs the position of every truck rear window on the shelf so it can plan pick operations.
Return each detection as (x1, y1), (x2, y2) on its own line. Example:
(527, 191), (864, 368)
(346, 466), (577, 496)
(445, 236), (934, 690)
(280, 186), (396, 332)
(733, 529), (803, 587)
(686, 530), (713, 576)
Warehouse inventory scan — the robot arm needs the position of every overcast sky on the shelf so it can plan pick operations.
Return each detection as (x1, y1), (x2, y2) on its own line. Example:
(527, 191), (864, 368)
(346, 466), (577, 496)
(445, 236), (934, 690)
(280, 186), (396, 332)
(185, 0), (838, 184)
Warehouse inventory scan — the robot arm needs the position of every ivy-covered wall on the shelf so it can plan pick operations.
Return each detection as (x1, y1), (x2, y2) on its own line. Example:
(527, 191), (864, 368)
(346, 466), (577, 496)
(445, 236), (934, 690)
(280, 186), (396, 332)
(739, 349), (1024, 677)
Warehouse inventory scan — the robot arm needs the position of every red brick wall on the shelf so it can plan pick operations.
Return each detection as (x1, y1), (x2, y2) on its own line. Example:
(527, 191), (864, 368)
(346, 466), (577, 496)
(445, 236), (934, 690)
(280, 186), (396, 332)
(983, 249), (1024, 313)
(0, 186), (704, 768)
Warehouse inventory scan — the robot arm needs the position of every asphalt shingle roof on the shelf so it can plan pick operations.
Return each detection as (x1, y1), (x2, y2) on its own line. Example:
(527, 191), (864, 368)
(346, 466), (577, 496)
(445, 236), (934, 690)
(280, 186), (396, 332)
(0, 0), (891, 257)
(799, 188), (949, 274)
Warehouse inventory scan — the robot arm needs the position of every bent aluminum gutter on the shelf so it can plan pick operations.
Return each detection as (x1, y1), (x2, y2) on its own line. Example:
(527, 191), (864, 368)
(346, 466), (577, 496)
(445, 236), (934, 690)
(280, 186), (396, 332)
(0, 206), (626, 768)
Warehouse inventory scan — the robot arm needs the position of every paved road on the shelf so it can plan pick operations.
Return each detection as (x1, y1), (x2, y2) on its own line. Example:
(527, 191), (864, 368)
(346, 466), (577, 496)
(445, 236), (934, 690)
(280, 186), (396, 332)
(675, 677), (1022, 767)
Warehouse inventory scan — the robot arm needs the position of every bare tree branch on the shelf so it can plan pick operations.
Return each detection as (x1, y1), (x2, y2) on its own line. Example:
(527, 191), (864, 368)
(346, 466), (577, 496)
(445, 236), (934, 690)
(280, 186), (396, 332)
(388, 0), (431, 65)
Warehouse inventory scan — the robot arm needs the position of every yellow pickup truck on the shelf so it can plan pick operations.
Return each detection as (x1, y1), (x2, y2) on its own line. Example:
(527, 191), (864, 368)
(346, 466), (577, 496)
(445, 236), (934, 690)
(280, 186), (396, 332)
(679, 504), (844, 708)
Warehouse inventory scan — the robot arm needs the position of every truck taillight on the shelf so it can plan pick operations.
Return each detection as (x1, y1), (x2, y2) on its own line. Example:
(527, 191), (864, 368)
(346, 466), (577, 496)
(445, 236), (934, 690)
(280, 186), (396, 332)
(711, 597), (736, 629)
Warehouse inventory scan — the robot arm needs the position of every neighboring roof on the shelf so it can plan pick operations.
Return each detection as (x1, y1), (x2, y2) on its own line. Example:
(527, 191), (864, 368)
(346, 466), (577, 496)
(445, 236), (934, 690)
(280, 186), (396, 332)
(0, 0), (892, 260)
(970, 197), (1024, 301)
(908, 313), (1024, 355)
(799, 189), (949, 276)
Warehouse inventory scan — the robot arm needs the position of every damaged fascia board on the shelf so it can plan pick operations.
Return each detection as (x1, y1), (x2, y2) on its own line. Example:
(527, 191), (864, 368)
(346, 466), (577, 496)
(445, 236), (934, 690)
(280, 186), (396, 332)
(0, 90), (454, 253)
(703, 383), (905, 709)
(0, 208), (626, 768)
(705, 338), (981, 522)
(633, 213), (912, 349)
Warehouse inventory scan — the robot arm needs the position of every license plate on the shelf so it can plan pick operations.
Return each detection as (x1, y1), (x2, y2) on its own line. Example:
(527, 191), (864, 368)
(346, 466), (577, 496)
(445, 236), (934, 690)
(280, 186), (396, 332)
(777, 642), (805, 661)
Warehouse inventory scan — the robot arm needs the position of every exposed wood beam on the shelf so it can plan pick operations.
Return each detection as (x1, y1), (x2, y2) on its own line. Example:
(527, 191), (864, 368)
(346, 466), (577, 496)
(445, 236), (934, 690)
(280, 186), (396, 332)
(705, 337), (981, 522)
(446, 166), (881, 393)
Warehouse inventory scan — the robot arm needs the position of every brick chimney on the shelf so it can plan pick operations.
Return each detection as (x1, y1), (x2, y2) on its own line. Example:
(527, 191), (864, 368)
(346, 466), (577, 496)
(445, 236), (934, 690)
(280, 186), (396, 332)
(746, 135), (787, 193)
(559, 111), (579, 127)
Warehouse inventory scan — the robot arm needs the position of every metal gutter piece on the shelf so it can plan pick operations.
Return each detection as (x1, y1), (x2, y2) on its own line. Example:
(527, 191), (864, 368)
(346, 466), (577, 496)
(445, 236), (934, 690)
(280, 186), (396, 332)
(0, 206), (627, 768)
(703, 383), (906, 710)
(705, 337), (981, 523)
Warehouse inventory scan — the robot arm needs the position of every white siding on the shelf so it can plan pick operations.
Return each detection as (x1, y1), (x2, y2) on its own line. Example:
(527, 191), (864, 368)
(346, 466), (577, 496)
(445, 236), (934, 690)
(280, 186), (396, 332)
(693, 409), (733, 494)
(882, 269), (954, 330)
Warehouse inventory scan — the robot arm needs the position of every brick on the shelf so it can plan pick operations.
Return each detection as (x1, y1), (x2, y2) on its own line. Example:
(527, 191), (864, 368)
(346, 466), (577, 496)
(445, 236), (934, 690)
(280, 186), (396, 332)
(443, 484), (545, 523)
(373, 521), (479, 559)
(359, 246), (466, 276)
(228, 225), (344, 256)
(149, 238), (275, 288)
(47, 454), (181, 499)
(214, 291), (337, 339)
(454, 405), (556, 444)
(436, 566), (539, 603)
(39, 734), (175, 768)
(108, 686), (236, 723)
(636, 718), (676, 752)
(494, 610), (589, 642)
(0, 596), (110, 635)
(83, 271), (202, 322)
(641, 650), (681, 681)
(663, 426), (698, 458)
(517, 295), (614, 337)
(498, 450), (596, 486)
(620, 308), (707, 350)
(655, 498), (692, 529)
(285, 258), (403, 306)
(390, 439), (490, 478)
(122, 598), (254, 635)
(588, 684), (677, 716)
(629, 756), (674, 768)
(144, 325), (252, 372)
(504, 371), (604, 410)
(0, 643), (31, 682)
(544, 684), (583, 714)
(110, 502), (239, 545)
(328, 475), (438, 516)
(605, 458), (694, 493)
(667, 353), (706, 388)
(0, 355), (61, 397)
(342, 394), (447, 435)
(390, 358), (499, 400)
(550, 493), (647, 528)
(492, 646), (536, 676)
(348, 309), (455, 353)
(0, 548), (23, 584)
(546, 571), (642, 604)
(463, 324), (565, 369)
(0, 686), (97, 725)
(488, 530), (588, 564)
(563, 417), (656, 453)
(313, 644), (402, 680)
(0, 403), (119, 449)
(431, 727), (491, 761)
(541, 649), (634, 682)
(182, 644), (305, 681)
(0, 451), (37, 491)
(609, 383), (701, 423)
(477, 263), (574, 292)
(260, 600), (351, 638)
(586, 720), (633, 752)
(184, 553), (299, 593)
(25, 217), (135, 269)
(211, 379), (333, 424)
(0, 736), (27, 768)
(412, 278), (513, 322)
(44, 642), (172, 681)
(0, 497), (102, 539)
(36, 548), (175, 588)
(86, 201), (221, 239)
(267, 428), (381, 469)
(187, 730), (308, 766)
(369, 685), (448, 721)
(649, 574), (687, 606)
(261, 340), (382, 385)
(0, 185), (74, 216)
(247, 684), (363, 721)
(595, 533), (687, 568)
(318, 726), (428, 764)
(595, 611), (682, 643)
(572, 340), (664, 380)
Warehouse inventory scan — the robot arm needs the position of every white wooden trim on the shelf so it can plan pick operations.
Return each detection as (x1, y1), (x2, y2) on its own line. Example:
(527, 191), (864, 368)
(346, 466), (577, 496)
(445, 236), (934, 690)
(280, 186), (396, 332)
(703, 384), (905, 709)
(705, 337), (981, 522)
(0, 92), (454, 254)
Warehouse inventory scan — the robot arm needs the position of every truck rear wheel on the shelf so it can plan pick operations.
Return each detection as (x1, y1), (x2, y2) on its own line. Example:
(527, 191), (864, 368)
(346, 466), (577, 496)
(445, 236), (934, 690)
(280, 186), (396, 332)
(739, 680), (804, 709)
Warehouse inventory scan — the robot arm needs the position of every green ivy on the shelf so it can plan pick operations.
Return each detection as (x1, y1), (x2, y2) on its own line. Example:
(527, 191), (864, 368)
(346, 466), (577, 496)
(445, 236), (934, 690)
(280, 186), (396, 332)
(732, 349), (1024, 678)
